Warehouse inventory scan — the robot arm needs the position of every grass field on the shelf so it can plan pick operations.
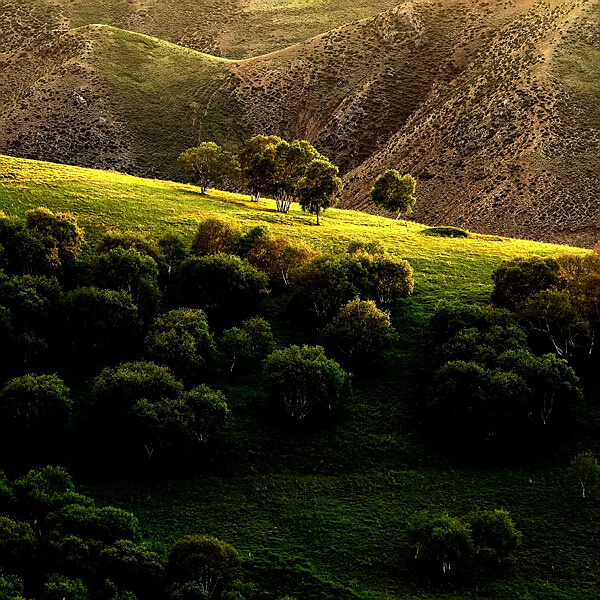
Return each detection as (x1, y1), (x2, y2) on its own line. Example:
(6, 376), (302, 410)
(1, 154), (598, 599)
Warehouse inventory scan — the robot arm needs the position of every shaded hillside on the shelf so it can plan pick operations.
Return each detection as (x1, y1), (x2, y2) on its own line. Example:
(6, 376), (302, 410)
(0, 26), (249, 177)
(342, 0), (600, 246)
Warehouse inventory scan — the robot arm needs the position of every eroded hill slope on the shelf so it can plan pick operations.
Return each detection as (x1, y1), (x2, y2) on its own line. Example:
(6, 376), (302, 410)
(342, 0), (600, 246)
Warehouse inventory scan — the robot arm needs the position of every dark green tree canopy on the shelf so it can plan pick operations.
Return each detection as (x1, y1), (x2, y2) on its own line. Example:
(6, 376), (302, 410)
(144, 308), (216, 380)
(92, 361), (183, 423)
(264, 345), (351, 421)
(0, 209), (84, 276)
(0, 374), (72, 444)
(98, 231), (165, 269)
(491, 256), (564, 310)
(62, 287), (141, 363)
(92, 248), (161, 321)
(177, 255), (268, 323)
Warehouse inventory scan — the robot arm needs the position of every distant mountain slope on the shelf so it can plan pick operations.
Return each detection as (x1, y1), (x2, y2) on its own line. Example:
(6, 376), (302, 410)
(0, 0), (402, 59)
(342, 0), (600, 246)
(0, 1), (543, 180)
(232, 0), (540, 173)
(0, 26), (247, 177)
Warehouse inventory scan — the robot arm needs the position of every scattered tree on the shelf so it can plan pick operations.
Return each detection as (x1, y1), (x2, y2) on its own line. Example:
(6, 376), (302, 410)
(264, 345), (351, 421)
(257, 140), (324, 213)
(370, 170), (416, 219)
(91, 361), (183, 428)
(429, 361), (531, 445)
(0, 216), (58, 275)
(191, 219), (241, 257)
(0, 516), (36, 573)
(517, 289), (593, 357)
(428, 301), (489, 347)
(48, 504), (138, 545)
(99, 540), (164, 597)
(97, 232), (164, 267)
(168, 535), (239, 597)
(238, 135), (282, 202)
(178, 143), (240, 195)
(246, 235), (316, 286)
(468, 509), (521, 562)
(219, 317), (274, 373)
(183, 385), (229, 443)
(346, 239), (385, 256)
(158, 234), (189, 276)
(367, 255), (414, 305)
(407, 512), (473, 575)
(322, 298), (397, 367)
(498, 349), (581, 427)
(570, 450), (600, 499)
(297, 159), (343, 225)
(290, 256), (356, 321)
(42, 575), (88, 600)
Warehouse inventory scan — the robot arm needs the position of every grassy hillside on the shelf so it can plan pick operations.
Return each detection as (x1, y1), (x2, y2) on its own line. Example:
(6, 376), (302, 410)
(0, 154), (581, 305)
(1, 154), (599, 599)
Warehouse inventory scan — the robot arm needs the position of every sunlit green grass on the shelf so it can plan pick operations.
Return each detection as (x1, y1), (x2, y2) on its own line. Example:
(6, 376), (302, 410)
(0, 153), (585, 307)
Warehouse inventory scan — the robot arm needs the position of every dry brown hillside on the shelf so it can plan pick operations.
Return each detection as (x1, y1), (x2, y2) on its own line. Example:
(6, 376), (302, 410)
(342, 0), (600, 246)
(1, 0), (599, 245)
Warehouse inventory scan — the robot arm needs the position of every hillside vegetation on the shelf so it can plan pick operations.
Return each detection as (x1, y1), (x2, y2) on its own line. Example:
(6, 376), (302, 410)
(0, 156), (600, 600)
(1, 0), (599, 245)
(0, 154), (580, 298)
(1, 154), (600, 600)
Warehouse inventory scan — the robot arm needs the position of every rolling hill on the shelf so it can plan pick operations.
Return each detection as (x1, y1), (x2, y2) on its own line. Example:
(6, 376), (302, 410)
(1, 153), (599, 600)
(1, 0), (599, 245)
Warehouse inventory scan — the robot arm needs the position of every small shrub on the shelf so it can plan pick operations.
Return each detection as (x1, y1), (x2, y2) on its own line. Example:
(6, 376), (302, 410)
(422, 226), (468, 238)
